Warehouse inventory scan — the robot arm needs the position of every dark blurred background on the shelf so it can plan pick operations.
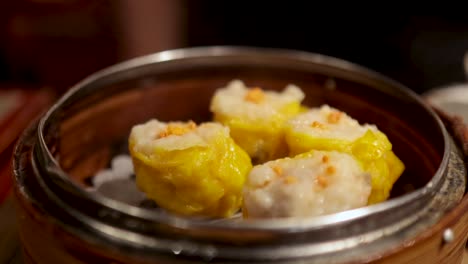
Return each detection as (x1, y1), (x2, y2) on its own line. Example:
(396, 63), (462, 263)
(1, 1), (468, 94)
(2, 3), (468, 261)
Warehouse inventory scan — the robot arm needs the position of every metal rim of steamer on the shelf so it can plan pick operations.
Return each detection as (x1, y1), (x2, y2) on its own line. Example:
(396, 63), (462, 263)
(15, 47), (466, 263)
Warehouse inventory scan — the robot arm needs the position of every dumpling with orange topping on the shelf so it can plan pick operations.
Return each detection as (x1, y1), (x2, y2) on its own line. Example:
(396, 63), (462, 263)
(284, 105), (405, 204)
(129, 119), (252, 218)
(210, 80), (305, 164)
(242, 150), (371, 218)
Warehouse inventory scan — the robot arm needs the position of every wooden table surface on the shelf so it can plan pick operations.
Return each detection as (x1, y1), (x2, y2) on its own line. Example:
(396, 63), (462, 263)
(0, 195), (21, 263)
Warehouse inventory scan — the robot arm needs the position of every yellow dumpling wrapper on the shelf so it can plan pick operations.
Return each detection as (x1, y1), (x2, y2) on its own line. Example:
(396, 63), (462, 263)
(285, 105), (405, 204)
(129, 120), (252, 218)
(210, 80), (305, 164)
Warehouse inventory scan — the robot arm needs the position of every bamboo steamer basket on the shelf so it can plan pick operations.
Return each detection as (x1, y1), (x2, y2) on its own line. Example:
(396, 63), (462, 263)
(12, 47), (468, 263)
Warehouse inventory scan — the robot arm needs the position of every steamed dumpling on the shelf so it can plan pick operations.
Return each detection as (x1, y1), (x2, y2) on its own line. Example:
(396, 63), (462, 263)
(129, 120), (252, 218)
(210, 80), (304, 164)
(285, 105), (404, 204)
(243, 150), (371, 218)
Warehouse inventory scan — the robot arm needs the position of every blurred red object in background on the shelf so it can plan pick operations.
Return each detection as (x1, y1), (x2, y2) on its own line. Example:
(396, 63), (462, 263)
(0, 0), (183, 93)
(0, 87), (54, 204)
(1, 1), (120, 92)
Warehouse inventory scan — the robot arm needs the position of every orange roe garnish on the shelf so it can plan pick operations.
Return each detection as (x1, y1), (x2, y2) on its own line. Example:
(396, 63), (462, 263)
(311, 121), (326, 129)
(187, 121), (197, 130)
(327, 111), (343, 124)
(244, 87), (265, 103)
(283, 175), (298, 185)
(259, 179), (272, 188)
(272, 165), (283, 176)
(317, 175), (328, 188)
(322, 155), (329, 163)
(158, 121), (197, 138)
(326, 166), (336, 175)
